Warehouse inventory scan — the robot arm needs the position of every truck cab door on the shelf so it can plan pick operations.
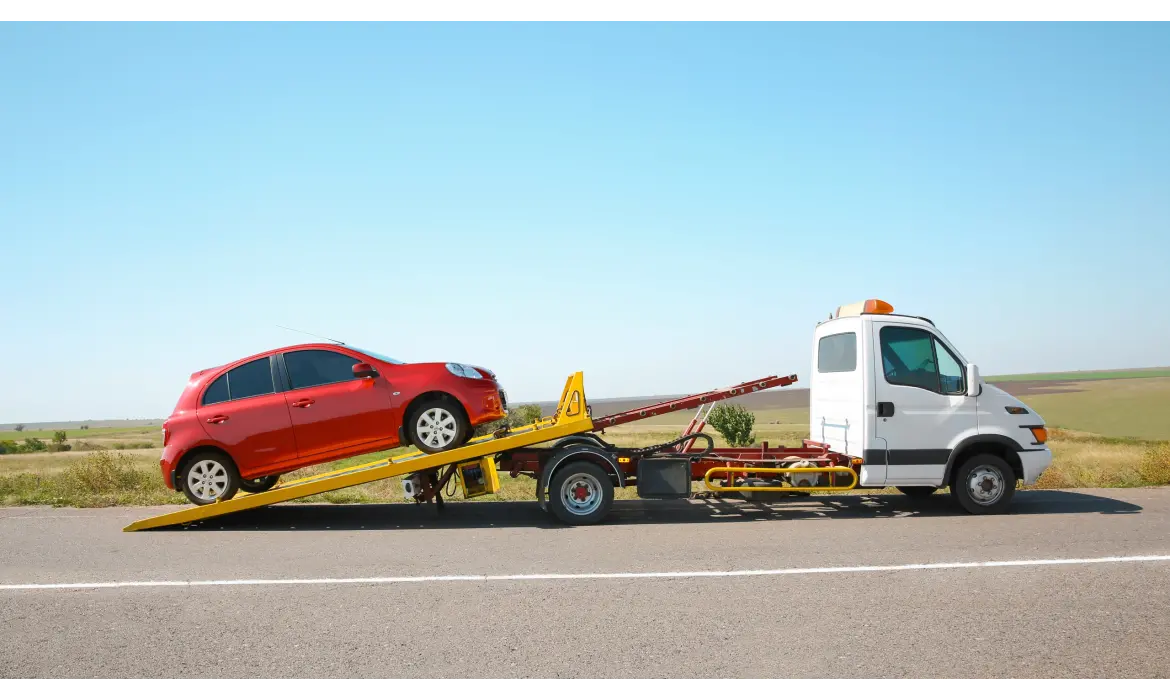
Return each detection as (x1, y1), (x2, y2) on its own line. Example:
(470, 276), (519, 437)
(870, 322), (977, 486)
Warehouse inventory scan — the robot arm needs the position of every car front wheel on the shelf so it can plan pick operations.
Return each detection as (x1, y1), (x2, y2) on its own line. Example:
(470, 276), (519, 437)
(407, 398), (470, 454)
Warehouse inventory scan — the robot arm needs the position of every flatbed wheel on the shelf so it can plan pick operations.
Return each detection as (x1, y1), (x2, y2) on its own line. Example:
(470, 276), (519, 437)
(548, 461), (614, 526)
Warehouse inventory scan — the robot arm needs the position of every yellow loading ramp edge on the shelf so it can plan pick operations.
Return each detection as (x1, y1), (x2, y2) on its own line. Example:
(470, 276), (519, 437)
(124, 372), (594, 532)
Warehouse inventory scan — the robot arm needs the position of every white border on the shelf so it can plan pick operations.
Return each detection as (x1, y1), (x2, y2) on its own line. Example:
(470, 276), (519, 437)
(3, 1), (1170, 21)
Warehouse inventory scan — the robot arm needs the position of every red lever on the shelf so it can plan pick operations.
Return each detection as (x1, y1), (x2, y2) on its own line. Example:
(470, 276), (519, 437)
(205, 415), (229, 424)
(292, 398), (315, 408)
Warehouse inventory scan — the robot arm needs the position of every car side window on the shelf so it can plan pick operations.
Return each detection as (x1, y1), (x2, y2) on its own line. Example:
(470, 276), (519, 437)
(284, 350), (360, 390)
(202, 375), (229, 406)
(227, 357), (276, 401)
(935, 340), (966, 395)
(880, 326), (939, 393)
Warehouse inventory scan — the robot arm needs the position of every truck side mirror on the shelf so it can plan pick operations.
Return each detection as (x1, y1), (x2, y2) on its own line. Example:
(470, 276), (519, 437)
(966, 363), (981, 397)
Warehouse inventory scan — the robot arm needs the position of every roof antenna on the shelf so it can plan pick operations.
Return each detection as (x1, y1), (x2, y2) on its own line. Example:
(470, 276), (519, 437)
(275, 325), (347, 346)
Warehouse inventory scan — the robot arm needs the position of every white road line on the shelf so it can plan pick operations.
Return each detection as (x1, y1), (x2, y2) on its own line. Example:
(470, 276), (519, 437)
(3, 554), (1169, 591)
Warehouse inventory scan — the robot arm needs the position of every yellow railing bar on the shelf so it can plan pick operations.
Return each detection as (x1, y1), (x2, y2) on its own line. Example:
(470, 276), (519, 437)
(703, 465), (858, 493)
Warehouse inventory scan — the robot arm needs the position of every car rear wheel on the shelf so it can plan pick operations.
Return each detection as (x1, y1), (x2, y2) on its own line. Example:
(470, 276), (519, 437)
(407, 398), (470, 454)
(180, 452), (241, 506)
(239, 474), (280, 493)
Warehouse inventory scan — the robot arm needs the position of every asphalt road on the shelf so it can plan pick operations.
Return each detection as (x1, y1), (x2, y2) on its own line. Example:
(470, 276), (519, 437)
(2, 488), (1169, 678)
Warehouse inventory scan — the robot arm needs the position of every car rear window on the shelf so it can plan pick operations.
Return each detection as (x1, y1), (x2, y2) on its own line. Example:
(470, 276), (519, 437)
(201, 357), (275, 405)
(227, 357), (275, 400)
(202, 375), (229, 405)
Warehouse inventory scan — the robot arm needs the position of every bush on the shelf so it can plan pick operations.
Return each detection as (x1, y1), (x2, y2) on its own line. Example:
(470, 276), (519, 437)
(23, 437), (46, 452)
(475, 404), (544, 437)
(1139, 442), (1170, 485)
(707, 404), (756, 447)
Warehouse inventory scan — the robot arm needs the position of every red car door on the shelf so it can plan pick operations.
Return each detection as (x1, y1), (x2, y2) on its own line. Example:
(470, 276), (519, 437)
(196, 356), (299, 475)
(280, 348), (397, 458)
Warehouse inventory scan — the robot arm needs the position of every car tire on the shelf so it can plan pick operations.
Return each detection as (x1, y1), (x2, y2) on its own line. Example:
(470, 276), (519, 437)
(407, 397), (470, 454)
(548, 461), (614, 526)
(180, 451), (241, 506)
(239, 474), (280, 493)
(951, 454), (1016, 515)
(897, 486), (938, 499)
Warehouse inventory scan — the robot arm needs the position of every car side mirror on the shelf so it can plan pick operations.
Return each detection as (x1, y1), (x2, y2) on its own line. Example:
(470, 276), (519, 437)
(966, 362), (981, 397)
(352, 362), (378, 379)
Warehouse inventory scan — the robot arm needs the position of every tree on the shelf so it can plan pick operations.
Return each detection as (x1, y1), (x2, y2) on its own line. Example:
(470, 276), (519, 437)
(707, 404), (756, 447)
(53, 430), (67, 444)
(14, 424), (24, 432)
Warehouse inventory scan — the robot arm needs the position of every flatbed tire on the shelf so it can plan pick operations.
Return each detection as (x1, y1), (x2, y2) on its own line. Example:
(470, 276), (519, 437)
(548, 461), (614, 526)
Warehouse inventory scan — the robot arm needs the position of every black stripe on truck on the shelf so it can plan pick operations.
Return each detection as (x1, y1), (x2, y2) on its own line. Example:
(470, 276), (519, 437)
(863, 449), (953, 465)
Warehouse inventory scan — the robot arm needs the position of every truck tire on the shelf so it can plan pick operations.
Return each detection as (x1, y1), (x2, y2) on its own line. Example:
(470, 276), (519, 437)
(951, 454), (1016, 515)
(548, 461), (614, 526)
(897, 486), (938, 499)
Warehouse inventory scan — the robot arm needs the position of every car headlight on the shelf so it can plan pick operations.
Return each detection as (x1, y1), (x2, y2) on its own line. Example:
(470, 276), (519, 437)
(446, 363), (483, 379)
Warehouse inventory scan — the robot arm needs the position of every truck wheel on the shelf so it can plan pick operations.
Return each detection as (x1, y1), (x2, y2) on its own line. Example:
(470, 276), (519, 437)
(180, 451), (241, 506)
(239, 475), (280, 493)
(951, 454), (1016, 515)
(548, 461), (614, 526)
(897, 486), (938, 499)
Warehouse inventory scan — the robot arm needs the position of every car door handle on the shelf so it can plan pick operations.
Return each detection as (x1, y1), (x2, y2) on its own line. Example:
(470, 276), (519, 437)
(205, 415), (229, 424)
(291, 399), (315, 408)
(877, 402), (895, 418)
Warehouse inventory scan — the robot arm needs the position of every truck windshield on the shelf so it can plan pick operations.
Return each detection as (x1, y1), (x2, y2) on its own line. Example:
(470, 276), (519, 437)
(351, 347), (405, 365)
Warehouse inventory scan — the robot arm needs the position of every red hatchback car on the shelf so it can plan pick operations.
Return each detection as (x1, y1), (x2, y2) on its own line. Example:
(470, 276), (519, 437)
(161, 343), (508, 505)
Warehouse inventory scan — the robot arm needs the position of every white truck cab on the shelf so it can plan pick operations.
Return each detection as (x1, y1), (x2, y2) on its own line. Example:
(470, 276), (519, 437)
(810, 299), (1053, 514)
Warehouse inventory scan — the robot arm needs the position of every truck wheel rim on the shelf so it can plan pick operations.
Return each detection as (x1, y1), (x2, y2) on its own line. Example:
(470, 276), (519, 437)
(561, 473), (603, 515)
(188, 460), (229, 501)
(967, 466), (1004, 505)
(417, 408), (458, 449)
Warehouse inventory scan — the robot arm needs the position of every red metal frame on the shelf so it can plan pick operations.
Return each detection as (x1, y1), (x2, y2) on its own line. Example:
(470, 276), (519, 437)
(589, 374), (799, 430)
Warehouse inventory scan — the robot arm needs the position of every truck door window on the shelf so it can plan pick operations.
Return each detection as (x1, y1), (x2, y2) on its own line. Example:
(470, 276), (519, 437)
(880, 326), (939, 392)
(817, 332), (857, 373)
(935, 341), (966, 395)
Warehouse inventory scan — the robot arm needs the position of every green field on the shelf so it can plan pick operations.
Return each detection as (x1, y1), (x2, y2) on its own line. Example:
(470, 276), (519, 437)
(986, 367), (1170, 382)
(0, 425), (159, 441)
(1011, 377), (1170, 442)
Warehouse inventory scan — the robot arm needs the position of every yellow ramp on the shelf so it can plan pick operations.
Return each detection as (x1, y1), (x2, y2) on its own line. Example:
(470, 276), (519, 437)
(125, 372), (593, 531)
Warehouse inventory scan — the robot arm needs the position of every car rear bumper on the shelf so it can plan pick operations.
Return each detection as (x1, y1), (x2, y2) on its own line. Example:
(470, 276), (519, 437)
(1020, 447), (1053, 485)
(160, 444), (181, 490)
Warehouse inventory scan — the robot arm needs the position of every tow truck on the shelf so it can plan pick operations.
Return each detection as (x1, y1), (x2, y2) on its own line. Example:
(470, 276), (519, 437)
(125, 299), (1053, 531)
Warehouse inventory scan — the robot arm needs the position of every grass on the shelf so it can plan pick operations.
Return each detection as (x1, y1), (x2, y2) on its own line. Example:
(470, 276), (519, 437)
(986, 367), (1170, 382)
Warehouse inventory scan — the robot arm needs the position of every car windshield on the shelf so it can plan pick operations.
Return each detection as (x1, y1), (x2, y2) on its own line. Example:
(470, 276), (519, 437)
(350, 347), (405, 365)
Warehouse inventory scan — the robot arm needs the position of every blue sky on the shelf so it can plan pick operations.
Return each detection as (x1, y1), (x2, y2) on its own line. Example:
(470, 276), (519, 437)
(1, 22), (1168, 423)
